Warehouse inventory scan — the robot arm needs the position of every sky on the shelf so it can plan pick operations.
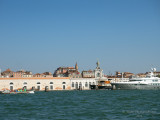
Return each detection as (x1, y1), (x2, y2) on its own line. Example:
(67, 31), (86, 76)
(0, 0), (160, 74)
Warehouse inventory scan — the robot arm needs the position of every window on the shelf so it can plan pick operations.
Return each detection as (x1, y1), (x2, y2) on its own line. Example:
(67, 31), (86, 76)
(37, 82), (41, 84)
(79, 82), (82, 87)
(62, 82), (66, 84)
(37, 86), (40, 90)
(50, 85), (53, 90)
(10, 86), (13, 91)
(63, 85), (65, 90)
(97, 73), (100, 77)
(89, 82), (91, 88)
(76, 82), (78, 89)
(72, 82), (74, 87)
(85, 82), (88, 87)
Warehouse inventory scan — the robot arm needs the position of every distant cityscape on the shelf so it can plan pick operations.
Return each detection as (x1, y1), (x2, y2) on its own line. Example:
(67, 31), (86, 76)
(0, 61), (160, 91)
(1, 62), (160, 79)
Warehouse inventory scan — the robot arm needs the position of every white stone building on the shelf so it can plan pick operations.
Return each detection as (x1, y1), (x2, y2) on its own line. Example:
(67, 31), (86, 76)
(0, 77), (71, 91)
(70, 78), (96, 90)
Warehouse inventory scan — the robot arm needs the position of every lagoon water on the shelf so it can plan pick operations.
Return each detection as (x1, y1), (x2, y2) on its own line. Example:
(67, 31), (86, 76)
(0, 90), (160, 120)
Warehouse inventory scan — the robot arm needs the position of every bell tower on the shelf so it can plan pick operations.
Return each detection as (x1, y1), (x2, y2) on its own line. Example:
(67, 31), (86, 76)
(96, 60), (100, 69)
(94, 60), (104, 78)
(75, 62), (78, 71)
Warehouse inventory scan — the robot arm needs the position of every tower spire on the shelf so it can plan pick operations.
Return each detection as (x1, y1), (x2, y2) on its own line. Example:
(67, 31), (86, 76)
(75, 62), (78, 70)
(96, 60), (100, 69)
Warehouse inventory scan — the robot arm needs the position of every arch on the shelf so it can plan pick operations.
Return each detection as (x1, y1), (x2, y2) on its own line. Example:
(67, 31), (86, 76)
(89, 82), (91, 88)
(23, 82), (27, 85)
(10, 86), (13, 91)
(72, 82), (74, 87)
(79, 82), (82, 87)
(50, 85), (53, 90)
(93, 82), (95, 85)
(97, 73), (100, 77)
(63, 85), (65, 90)
(37, 82), (41, 84)
(85, 82), (88, 87)
(50, 82), (53, 84)
(75, 82), (78, 89)
(10, 82), (13, 85)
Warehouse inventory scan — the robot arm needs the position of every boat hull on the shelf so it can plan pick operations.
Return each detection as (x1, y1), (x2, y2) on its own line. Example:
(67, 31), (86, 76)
(111, 83), (160, 90)
(0, 91), (34, 94)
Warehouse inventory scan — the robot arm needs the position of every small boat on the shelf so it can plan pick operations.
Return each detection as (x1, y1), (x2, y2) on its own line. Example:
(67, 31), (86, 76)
(0, 89), (34, 94)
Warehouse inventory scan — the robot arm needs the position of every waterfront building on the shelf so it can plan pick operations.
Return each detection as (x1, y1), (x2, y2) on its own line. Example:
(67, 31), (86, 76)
(116, 71), (134, 78)
(53, 67), (75, 77)
(94, 60), (104, 78)
(1, 69), (14, 78)
(0, 61), (108, 91)
(33, 73), (43, 77)
(41, 72), (53, 78)
(13, 70), (24, 78)
(22, 71), (33, 78)
(70, 78), (96, 90)
(0, 77), (70, 91)
(146, 71), (160, 77)
(136, 73), (147, 78)
(1, 69), (33, 78)
(53, 63), (81, 78)
(14, 70), (33, 78)
(33, 72), (53, 78)
(82, 70), (95, 78)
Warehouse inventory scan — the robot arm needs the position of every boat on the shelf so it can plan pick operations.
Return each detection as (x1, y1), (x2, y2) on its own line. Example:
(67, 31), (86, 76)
(0, 89), (34, 94)
(111, 68), (160, 90)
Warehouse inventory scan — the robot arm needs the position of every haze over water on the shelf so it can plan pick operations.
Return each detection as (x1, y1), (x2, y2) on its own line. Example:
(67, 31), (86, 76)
(0, 90), (160, 120)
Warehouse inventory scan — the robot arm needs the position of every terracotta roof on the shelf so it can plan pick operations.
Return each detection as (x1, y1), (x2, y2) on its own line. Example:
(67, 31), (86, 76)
(6, 69), (12, 72)
(34, 73), (41, 75)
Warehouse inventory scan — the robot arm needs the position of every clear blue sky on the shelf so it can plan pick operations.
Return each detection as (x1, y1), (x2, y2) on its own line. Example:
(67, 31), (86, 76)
(0, 0), (160, 74)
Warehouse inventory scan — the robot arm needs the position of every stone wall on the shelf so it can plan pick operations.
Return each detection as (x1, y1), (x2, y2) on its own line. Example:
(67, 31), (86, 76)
(0, 77), (71, 91)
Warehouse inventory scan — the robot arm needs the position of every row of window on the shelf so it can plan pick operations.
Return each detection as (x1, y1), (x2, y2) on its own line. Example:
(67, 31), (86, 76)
(71, 82), (95, 88)
(9, 82), (58, 85)
(10, 85), (56, 91)
(151, 83), (160, 86)
(152, 80), (158, 82)
(10, 81), (96, 86)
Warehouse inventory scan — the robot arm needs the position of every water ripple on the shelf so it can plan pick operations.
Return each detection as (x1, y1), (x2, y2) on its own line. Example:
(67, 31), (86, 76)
(0, 90), (160, 120)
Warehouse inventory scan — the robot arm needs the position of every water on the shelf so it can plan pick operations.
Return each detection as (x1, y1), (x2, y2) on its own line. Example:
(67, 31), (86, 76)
(0, 90), (160, 120)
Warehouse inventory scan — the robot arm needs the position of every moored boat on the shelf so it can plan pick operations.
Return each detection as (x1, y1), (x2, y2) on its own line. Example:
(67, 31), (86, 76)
(111, 68), (160, 90)
(0, 89), (34, 94)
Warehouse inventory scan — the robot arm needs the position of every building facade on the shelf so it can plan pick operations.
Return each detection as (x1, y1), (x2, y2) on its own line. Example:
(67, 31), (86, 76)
(82, 70), (95, 78)
(0, 61), (108, 91)
(0, 77), (71, 91)
(70, 78), (96, 90)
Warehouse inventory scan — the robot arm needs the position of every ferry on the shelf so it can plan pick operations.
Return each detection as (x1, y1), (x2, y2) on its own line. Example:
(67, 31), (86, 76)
(111, 68), (160, 90)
